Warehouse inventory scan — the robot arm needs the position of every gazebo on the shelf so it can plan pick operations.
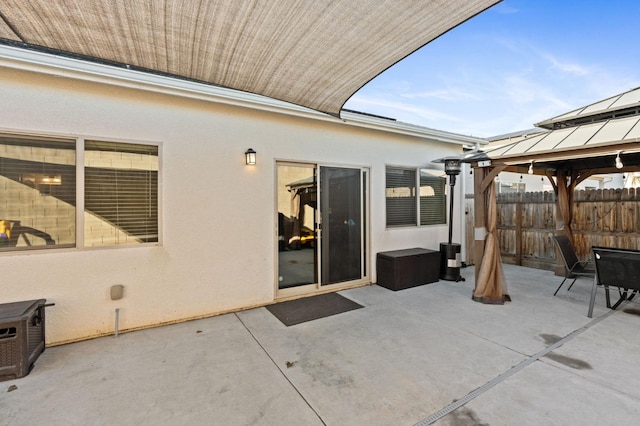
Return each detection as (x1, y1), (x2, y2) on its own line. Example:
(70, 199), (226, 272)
(468, 86), (640, 304)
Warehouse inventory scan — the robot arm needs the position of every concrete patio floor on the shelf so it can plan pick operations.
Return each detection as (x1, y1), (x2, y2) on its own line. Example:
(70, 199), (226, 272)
(2, 264), (640, 425)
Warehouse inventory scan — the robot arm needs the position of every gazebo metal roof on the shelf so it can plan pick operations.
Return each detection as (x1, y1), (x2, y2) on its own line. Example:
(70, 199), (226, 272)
(536, 86), (640, 130)
(469, 87), (640, 177)
(0, 0), (500, 117)
(478, 117), (640, 174)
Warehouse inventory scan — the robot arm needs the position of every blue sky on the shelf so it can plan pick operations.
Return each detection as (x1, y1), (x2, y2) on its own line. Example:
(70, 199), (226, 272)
(344, 0), (640, 138)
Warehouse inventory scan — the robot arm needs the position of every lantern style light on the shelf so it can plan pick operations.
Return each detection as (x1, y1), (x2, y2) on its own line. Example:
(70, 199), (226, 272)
(245, 148), (256, 165)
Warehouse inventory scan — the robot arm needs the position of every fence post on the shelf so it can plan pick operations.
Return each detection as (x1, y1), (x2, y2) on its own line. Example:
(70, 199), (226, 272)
(515, 202), (523, 265)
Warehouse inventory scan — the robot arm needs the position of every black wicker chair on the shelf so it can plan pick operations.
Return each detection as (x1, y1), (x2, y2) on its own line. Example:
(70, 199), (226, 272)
(552, 235), (595, 296)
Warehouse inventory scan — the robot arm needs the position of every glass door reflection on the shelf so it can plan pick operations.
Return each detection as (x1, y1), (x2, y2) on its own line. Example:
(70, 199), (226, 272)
(277, 164), (318, 289)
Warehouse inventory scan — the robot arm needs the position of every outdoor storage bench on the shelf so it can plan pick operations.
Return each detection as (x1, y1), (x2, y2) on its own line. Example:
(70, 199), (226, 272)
(0, 299), (47, 381)
(376, 248), (441, 291)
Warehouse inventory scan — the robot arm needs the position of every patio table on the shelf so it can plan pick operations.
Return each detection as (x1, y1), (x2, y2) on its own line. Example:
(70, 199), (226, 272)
(588, 247), (640, 317)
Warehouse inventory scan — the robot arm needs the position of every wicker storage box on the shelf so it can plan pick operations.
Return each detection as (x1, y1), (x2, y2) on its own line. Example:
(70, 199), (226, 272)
(377, 248), (440, 291)
(0, 299), (47, 382)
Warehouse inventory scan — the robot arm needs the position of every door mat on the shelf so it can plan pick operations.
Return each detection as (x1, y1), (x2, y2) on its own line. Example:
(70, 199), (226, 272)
(266, 292), (363, 326)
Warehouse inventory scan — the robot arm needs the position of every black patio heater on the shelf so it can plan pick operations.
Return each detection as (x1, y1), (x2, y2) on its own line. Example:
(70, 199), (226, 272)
(440, 157), (464, 281)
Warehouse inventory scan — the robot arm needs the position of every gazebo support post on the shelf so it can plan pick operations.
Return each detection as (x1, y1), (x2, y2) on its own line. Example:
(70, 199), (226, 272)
(554, 169), (578, 276)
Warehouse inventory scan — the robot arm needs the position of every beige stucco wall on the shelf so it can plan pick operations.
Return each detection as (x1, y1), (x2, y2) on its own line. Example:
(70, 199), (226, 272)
(0, 65), (464, 345)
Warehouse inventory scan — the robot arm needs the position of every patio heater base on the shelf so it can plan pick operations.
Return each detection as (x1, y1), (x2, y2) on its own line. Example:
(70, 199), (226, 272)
(440, 242), (462, 281)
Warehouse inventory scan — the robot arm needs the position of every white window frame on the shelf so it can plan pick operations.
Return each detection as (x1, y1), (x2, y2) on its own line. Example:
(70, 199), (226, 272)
(0, 131), (161, 252)
(385, 165), (447, 228)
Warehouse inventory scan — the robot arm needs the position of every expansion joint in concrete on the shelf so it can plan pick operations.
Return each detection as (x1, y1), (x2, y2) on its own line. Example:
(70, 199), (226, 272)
(414, 307), (618, 426)
(235, 313), (327, 426)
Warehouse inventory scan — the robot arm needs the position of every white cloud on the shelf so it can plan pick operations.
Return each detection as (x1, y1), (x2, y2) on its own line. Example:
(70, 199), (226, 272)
(499, 74), (571, 109)
(493, 3), (519, 14)
(346, 94), (462, 123)
(541, 53), (590, 76)
(346, 35), (640, 138)
(400, 87), (482, 102)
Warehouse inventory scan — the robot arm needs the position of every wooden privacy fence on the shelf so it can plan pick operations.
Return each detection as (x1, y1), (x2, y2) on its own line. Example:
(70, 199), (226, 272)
(465, 188), (640, 270)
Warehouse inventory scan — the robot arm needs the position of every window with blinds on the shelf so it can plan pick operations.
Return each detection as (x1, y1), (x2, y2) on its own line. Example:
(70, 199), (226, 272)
(0, 135), (76, 251)
(385, 166), (446, 228)
(0, 133), (159, 252)
(386, 167), (416, 227)
(420, 170), (446, 226)
(84, 141), (159, 246)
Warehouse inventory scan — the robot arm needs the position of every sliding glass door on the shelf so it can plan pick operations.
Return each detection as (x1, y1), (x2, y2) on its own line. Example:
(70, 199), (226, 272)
(320, 166), (362, 285)
(277, 162), (367, 294)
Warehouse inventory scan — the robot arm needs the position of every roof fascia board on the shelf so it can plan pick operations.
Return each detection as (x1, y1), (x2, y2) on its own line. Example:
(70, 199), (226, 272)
(340, 111), (487, 146)
(0, 44), (482, 146)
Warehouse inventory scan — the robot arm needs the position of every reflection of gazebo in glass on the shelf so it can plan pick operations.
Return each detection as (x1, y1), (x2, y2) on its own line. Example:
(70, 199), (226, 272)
(281, 175), (317, 251)
(277, 164), (363, 289)
(277, 165), (318, 289)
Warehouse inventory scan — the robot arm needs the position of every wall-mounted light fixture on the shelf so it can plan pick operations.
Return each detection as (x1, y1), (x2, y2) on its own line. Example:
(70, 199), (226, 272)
(615, 151), (623, 169)
(245, 148), (256, 165)
(528, 161), (534, 175)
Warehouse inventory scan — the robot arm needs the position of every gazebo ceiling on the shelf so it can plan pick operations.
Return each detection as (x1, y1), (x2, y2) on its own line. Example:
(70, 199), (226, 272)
(0, 0), (500, 117)
(467, 124), (640, 176)
(532, 151), (640, 176)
